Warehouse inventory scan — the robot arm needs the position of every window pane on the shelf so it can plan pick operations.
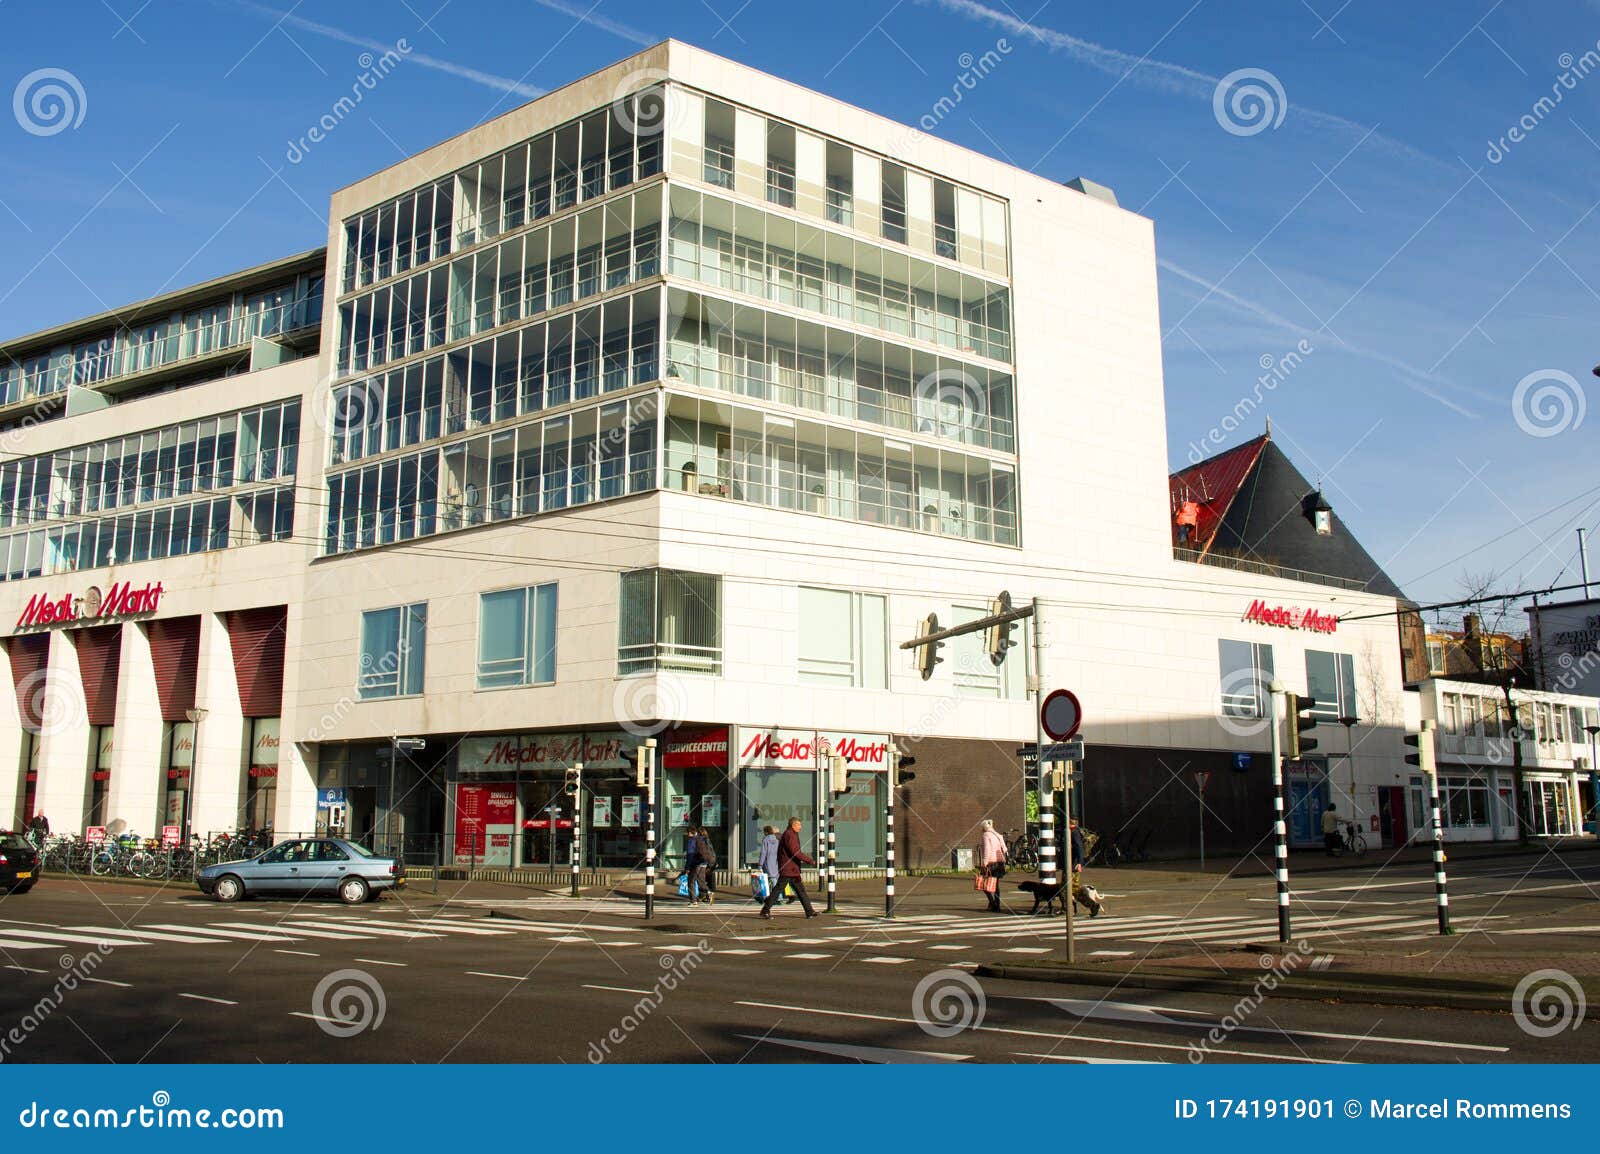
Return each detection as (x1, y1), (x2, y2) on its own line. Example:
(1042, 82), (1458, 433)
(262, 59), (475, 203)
(859, 592), (887, 691)
(798, 586), (853, 685)
(478, 588), (528, 687)
(359, 608), (401, 698)
(532, 582), (558, 684)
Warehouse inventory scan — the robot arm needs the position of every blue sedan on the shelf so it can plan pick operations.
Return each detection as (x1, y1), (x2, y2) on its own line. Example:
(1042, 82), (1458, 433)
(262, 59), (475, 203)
(197, 838), (404, 904)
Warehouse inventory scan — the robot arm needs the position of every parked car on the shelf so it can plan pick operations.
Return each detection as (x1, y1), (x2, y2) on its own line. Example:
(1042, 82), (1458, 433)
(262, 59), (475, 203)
(196, 837), (403, 904)
(0, 832), (40, 893)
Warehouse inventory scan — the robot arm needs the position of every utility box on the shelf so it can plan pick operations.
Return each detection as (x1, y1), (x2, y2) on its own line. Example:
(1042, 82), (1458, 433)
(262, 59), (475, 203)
(951, 846), (974, 871)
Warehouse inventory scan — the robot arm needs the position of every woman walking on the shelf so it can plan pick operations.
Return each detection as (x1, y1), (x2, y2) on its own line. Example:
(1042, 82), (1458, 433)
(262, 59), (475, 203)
(976, 818), (1007, 913)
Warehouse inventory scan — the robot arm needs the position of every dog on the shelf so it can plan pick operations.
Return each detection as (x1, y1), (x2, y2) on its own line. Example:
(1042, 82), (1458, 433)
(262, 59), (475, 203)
(1016, 878), (1104, 918)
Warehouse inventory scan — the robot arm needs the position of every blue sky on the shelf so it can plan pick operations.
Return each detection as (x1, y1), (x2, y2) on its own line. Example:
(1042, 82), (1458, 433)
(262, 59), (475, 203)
(2, 0), (1596, 612)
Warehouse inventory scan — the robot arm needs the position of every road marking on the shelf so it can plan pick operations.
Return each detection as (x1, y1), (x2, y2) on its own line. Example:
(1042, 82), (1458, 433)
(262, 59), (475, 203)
(3, 963), (48, 972)
(718, 948), (762, 955)
(214, 922), (363, 940)
(859, 956), (914, 964)
(735, 1033), (971, 1063)
(596, 941), (641, 947)
(65, 925), (230, 944)
(1494, 925), (1600, 935)
(82, 976), (132, 987)
(145, 924), (300, 942)
(274, 949), (319, 957)
(281, 920), (444, 940)
(1001, 947), (1052, 954)
(583, 984), (654, 995)
(355, 958), (407, 967)
(1014, 1051), (1163, 1064)
(734, 1000), (1343, 1063)
(652, 944), (703, 952)
(466, 971), (526, 981)
(178, 993), (237, 1005)
(928, 945), (971, 951)
(290, 1011), (342, 1024)
(0, 940), (53, 951)
(1090, 949), (1134, 957)
(0, 928), (146, 947)
(785, 952), (831, 960)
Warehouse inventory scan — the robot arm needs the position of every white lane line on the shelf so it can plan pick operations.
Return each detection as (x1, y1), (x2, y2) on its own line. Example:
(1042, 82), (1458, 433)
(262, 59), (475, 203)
(355, 958), (407, 967)
(215, 922), (363, 940)
(0, 940), (53, 951)
(466, 971), (526, 981)
(358, 919), (512, 936)
(0, 929), (147, 947)
(290, 1011), (342, 1024)
(82, 976), (132, 987)
(274, 949), (319, 957)
(583, 984), (654, 995)
(146, 925), (300, 942)
(734, 1000), (1343, 1064)
(785, 952), (831, 960)
(860, 956), (914, 964)
(1014, 1051), (1164, 1064)
(281, 921), (443, 940)
(652, 944), (704, 952)
(1494, 925), (1600, 935)
(178, 993), (237, 1005)
(65, 926), (229, 944)
(1090, 949), (1135, 957)
(735, 1033), (972, 1063)
(928, 945), (971, 951)
(4, 963), (49, 972)
(1001, 947), (1052, 955)
(596, 941), (641, 947)
(719, 948), (762, 955)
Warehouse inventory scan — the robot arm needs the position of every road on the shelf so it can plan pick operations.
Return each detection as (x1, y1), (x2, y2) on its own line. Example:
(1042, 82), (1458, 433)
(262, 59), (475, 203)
(0, 850), (1594, 1064)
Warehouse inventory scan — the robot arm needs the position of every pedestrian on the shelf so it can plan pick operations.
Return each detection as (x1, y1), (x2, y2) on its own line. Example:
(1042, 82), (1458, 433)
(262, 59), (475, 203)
(756, 824), (781, 903)
(1322, 804), (1340, 855)
(758, 817), (817, 919)
(697, 826), (718, 903)
(1068, 818), (1102, 917)
(684, 827), (711, 904)
(976, 818), (1007, 913)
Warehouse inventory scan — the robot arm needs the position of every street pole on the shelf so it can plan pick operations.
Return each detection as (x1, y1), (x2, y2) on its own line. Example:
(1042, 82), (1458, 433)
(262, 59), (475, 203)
(825, 756), (839, 914)
(1268, 683), (1291, 943)
(571, 761), (583, 898)
(1198, 777), (1205, 872)
(386, 733), (396, 849)
(643, 739), (657, 920)
(1421, 721), (1452, 935)
(1033, 597), (1057, 889)
(885, 740), (897, 919)
(1062, 762), (1076, 963)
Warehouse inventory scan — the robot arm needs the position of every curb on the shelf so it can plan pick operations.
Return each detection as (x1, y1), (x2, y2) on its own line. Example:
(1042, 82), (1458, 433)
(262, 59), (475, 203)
(973, 961), (1600, 1018)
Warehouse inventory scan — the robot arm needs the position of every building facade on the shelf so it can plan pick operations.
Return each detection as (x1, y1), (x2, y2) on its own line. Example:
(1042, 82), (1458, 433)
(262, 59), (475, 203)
(7, 41), (1547, 870)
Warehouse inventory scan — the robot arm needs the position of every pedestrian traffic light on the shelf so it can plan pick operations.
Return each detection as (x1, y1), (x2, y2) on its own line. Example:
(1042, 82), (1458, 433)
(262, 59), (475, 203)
(985, 590), (1017, 666)
(1285, 693), (1319, 758)
(1403, 721), (1437, 775)
(916, 612), (944, 681)
(564, 765), (581, 796)
(829, 753), (849, 795)
(894, 753), (916, 786)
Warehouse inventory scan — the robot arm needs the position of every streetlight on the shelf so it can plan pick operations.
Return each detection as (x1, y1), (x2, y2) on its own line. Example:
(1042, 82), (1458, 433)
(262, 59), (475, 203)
(184, 707), (208, 840)
(1338, 715), (1360, 821)
(1586, 724), (1600, 834)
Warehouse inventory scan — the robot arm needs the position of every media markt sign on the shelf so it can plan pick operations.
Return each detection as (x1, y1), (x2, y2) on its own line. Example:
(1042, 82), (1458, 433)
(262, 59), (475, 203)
(14, 581), (166, 631)
(1242, 598), (1337, 634)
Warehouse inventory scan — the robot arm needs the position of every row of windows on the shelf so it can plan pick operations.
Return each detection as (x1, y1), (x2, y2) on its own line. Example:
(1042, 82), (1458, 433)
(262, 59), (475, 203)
(1439, 691), (1597, 745)
(666, 185), (1011, 362)
(361, 584), (557, 698)
(667, 289), (1015, 454)
(677, 89), (1010, 276)
(665, 392), (1019, 546)
(0, 399), (301, 532)
(2, 277), (321, 407)
(341, 90), (665, 295)
(323, 396), (657, 555)
(329, 298), (658, 468)
(337, 188), (663, 377)
(1219, 642), (1360, 721)
(0, 488), (294, 583)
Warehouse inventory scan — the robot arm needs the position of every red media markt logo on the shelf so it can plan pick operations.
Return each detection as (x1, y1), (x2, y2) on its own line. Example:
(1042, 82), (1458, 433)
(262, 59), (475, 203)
(1242, 598), (1338, 634)
(15, 581), (166, 631)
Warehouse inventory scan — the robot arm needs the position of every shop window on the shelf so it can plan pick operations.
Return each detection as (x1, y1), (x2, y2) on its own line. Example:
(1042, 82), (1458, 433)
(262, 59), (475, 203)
(477, 583), (558, 688)
(358, 603), (428, 699)
(797, 587), (886, 689)
(1219, 639), (1273, 719)
(618, 568), (721, 675)
(1304, 651), (1357, 720)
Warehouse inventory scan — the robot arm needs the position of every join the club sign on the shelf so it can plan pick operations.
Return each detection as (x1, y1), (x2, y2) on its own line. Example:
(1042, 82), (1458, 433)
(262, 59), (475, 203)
(14, 580), (167, 631)
(1242, 598), (1338, 634)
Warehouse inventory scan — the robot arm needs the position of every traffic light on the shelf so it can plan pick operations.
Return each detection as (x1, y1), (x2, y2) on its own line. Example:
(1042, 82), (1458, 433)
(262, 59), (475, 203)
(917, 612), (944, 681)
(634, 746), (649, 788)
(894, 753), (916, 787)
(1285, 693), (1319, 758)
(1403, 722), (1437, 775)
(985, 590), (1018, 666)
(564, 764), (582, 796)
(829, 753), (849, 795)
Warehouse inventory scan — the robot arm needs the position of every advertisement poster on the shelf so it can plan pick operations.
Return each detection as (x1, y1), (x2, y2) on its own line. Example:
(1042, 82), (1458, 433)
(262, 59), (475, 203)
(668, 794), (690, 826)
(592, 796), (613, 828)
(161, 825), (181, 847)
(455, 783), (516, 866)
(702, 795), (723, 827)
(620, 795), (641, 826)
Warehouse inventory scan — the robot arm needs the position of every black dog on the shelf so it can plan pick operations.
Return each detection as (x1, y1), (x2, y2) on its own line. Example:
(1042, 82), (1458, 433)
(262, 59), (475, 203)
(1016, 879), (1067, 916)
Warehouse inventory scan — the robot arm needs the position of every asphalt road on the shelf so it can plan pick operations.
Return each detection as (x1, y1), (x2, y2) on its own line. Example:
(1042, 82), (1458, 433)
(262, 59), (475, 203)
(0, 851), (1594, 1064)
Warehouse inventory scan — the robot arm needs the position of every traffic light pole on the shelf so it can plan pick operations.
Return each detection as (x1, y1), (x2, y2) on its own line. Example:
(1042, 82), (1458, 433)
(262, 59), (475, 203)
(642, 740), (657, 920)
(886, 741), (898, 919)
(1033, 597), (1057, 890)
(1420, 721), (1452, 935)
(826, 789), (838, 914)
(570, 761), (583, 898)
(1062, 761), (1076, 963)
(1269, 686), (1292, 943)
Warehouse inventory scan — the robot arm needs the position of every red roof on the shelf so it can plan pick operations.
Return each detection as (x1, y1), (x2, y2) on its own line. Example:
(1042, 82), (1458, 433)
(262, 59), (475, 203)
(1169, 434), (1268, 554)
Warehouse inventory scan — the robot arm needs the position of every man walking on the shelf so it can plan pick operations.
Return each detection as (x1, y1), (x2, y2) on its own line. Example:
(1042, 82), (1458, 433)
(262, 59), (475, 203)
(759, 817), (818, 919)
(1322, 804), (1341, 855)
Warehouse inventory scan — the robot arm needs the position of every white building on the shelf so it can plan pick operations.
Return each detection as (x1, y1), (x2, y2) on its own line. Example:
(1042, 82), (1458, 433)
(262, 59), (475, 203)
(3, 41), (1480, 870)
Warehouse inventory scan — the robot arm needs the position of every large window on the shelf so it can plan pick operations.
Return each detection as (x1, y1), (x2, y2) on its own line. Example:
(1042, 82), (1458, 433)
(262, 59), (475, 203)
(951, 603), (1027, 699)
(1304, 651), (1357, 720)
(478, 583), (558, 688)
(358, 603), (428, 699)
(1441, 775), (1491, 829)
(618, 569), (721, 675)
(798, 587), (887, 689)
(1219, 639), (1274, 720)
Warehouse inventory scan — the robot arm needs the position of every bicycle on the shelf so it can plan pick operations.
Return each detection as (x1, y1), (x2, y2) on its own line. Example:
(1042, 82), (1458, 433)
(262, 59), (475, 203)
(1004, 827), (1039, 870)
(1338, 821), (1368, 857)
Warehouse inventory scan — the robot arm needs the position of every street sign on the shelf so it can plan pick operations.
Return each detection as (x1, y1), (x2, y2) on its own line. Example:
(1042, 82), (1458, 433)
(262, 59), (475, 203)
(1016, 739), (1085, 763)
(1041, 689), (1083, 742)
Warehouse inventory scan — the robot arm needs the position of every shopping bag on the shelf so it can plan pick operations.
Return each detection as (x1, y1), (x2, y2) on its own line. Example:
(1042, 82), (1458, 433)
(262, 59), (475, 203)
(676, 873), (690, 898)
(750, 872), (771, 900)
(973, 871), (987, 892)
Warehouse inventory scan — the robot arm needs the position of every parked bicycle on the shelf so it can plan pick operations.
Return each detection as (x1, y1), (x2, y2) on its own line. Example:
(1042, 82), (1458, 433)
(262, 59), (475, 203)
(1332, 820), (1368, 857)
(1004, 827), (1039, 869)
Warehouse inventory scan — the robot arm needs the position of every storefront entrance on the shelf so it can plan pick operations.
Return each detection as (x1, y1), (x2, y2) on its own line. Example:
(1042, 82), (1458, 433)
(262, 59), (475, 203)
(1524, 777), (1577, 837)
(1284, 760), (1329, 848)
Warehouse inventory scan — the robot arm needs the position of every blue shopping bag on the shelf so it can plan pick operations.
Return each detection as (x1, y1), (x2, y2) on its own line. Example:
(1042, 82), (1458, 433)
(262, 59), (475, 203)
(676, 872), (691, 898)
(750, 872), (771, 900)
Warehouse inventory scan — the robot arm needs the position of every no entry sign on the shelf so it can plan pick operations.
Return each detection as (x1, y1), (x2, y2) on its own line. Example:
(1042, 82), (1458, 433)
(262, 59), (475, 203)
(1041, 689), (1083, 742)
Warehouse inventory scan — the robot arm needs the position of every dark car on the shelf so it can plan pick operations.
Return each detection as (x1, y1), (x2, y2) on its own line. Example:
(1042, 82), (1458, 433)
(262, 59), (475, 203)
(0, 833), (40, 893)
(196, 837), (404, 904)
